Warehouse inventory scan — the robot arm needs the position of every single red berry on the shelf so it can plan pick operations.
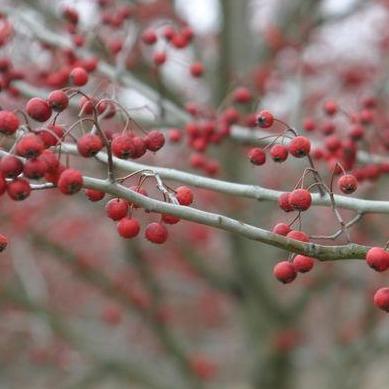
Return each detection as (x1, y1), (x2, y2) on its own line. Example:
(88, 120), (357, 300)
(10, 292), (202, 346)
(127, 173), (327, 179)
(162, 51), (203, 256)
(287, 230), (309, 242)
(292, 255), (314, 273)
(48, 90), (69, 112)
(0, 155), (23, 178)
(272, 223), (291, 236)
(0, 111), (19, 135)
(131, 136), (147, 159)
(26, 98), (52, 122)
(70, 67), (89, 86)
(289, 136), (311, 158)
(321, 121), (336, 136)
(79, 96), (95, 115)
(324, 100), (337, 116)
(0, 234), (8, 251)
(190, 62), (204, 78)
(325, 135), (341, 152)
(257, 110), (274, 128)
(163, 26), (175, 41)
(248, 148), (266, 166)
(278, 192), (294, 212)
(338, 174), (358, 194)
(145, 130), (165, 152)
(77, 133), (104, 157)
(117, 217), (140, 239)
(23, 158), (47, 179)
(171, 33), (189, 49)
(233, 87), (252, 104)
(168, 129), (182, 143)
(176, 186), (193, 206)
(16, 134), (44, 159)
(189, 356), (217, 381)
(153, 51), (167, 66)
(366, 247), (389, 272)
(39, 150), (59, 173)
(141, 29), (157, 45)
(145, 222), (168, 244)
(105, 198), (128, 221)
(270, 144), (288, 162)
(85, 188), (105, 202)
(273, 261), (297, 284)
(38, 124), (64, 147)
(303, 117), (315, 132)
(348, 125), (364, 141)
(111, 134), (136, 159)
(58, 168), (83, 195)
(289, 189), (312, 211)
(161, 214), (180, 224)
(373, 288), (389, 312)
(7, 178), (31, 201)
(359, 109), (374, 125)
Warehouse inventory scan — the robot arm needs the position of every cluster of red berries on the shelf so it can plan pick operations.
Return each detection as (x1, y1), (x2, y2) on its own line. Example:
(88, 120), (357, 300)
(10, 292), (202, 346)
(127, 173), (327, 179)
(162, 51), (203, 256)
(365, 247), (389, 312)
(86, 185), (194, 244)
(273, 255), (315, 284)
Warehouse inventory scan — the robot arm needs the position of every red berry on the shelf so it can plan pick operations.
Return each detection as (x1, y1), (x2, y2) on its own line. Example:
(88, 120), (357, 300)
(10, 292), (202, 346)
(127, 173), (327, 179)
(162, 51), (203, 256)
(168, 129), (182, 143)
(38, 125), (64, 147)
(117, 217), (140, 239)
(105, 198), (128, 221)
(233, 87), (252, 104)
(278, 192), (294, 212)
(7, 178), (31, 201)
(289, 189), (312, 211)
(257, 110), (274, 128)
(366, 247), (389, 272)
(176, 186), (193, 206)
(288, 136), (311, 158)
(272, 223), (291, 236)
(163, 26), (175, 41)
(248, 148), (266, 166)
(70, 67), (89, 86)
(161, 214), (180, 224)
(190, 62), (204, 78)
(324, 100), (337, 116)
(338, 174), (358, 194)
(131, 136), (147, 159)
(85, 188), (105, 202)
(0, 111), (19, 135)
(23, 158), (47, 179)
(273, 261), (297, 284)
(145, 130), (165, 152)
(58, 168), (83, 195)
(171, 33), (189, 49)
(153, 51), (167, 66)
(0, 155), (23, 178)
(111, 134), (136, 159)
(26, 97), (52, 122)
(303, 117), (315, 132)
(16, 134), (44, 159)
(286, 230), (309, 242)
(373, 287), (389, 312)
(270, 144), (288, 162)
(0, 234), (8, 251)
(48, 90), (69, 112)
(145, 222), (168, 244)
(141, 29), (157, 45)
(77, 133), (104, 157)
(292, 255), (314, 273)
(39, 150), (59, 173)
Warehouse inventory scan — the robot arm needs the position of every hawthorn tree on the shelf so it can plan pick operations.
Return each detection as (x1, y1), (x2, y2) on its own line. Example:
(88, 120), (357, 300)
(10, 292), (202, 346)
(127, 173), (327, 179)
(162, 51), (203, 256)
(0, 0), (388, 388)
